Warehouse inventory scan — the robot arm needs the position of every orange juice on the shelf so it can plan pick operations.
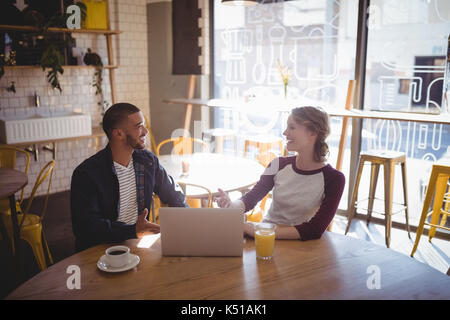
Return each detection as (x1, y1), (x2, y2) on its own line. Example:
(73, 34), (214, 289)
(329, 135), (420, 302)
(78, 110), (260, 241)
(255, 229), (275, 259)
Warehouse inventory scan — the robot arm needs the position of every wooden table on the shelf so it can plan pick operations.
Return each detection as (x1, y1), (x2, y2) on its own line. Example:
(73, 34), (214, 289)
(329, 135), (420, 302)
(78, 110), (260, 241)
(6, 232), (450, 300)
(158, 153), (265, 197)
(0, 168), (28, 270)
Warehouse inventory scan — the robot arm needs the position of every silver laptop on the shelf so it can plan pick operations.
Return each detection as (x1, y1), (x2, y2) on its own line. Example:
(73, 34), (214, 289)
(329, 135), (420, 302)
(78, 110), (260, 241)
(159, 207), (244, 257)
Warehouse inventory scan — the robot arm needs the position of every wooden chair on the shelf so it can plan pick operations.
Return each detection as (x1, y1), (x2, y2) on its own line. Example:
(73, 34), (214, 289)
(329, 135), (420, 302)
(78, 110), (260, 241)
(1, 160), (56, 271)
(345, 150), (410, 248)
(156, 137), (207, 156)
(411, 164), (450, 257)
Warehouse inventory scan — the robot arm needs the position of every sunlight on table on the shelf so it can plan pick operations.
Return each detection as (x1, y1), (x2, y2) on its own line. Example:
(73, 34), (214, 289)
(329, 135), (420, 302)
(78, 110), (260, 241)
(137, 234), (161, 249)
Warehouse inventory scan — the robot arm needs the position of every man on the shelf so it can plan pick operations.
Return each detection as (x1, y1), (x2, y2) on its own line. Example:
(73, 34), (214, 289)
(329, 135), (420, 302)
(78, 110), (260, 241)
(71, 103), (187, 251)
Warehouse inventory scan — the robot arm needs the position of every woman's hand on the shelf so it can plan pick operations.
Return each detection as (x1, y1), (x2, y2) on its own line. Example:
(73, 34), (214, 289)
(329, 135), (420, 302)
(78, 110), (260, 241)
(214, 188), (232, 208)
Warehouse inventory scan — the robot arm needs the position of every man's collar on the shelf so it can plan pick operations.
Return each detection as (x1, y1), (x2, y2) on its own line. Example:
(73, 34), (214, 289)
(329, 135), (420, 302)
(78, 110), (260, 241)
(105, 143), (147, 166)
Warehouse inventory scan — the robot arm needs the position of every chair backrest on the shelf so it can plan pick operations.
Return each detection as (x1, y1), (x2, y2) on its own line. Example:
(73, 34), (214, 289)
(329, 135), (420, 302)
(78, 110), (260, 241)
(178, 182), (213, 208)
(143, 114), (157, 153)
(21, 160), (55, 229)
(256, 151), (278, 167)
(156, 137), (207, 156)
(0, 145), (31, 204)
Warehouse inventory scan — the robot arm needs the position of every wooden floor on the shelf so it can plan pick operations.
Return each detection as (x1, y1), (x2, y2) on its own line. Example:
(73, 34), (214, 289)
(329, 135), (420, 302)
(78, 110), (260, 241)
(332, 214), (450, 275)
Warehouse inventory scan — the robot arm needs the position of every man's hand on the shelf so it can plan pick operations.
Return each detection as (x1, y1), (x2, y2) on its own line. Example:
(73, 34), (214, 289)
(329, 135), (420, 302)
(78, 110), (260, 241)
(135, 208), (160, 238)
(214, 188), (232, 208)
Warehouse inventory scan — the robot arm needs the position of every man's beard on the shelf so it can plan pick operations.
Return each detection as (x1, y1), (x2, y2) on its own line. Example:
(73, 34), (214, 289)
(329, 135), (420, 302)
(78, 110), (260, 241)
(126, 133), (146, 150)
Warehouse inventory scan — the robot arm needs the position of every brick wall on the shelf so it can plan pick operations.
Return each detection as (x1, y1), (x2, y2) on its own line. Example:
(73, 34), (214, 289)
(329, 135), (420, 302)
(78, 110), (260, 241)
(0, 0), (150, 199)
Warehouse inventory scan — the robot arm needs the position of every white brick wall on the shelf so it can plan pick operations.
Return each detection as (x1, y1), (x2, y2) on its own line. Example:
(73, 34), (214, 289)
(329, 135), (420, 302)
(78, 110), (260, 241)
(0, 0), (150, 200)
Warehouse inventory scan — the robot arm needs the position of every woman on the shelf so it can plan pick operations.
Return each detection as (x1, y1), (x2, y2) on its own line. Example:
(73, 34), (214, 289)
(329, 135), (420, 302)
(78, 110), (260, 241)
(215, 106), (345, 240)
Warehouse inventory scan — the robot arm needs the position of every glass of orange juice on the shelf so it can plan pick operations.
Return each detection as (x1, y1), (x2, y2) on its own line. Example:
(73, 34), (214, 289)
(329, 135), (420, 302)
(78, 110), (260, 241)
(254, 223), (276, 260)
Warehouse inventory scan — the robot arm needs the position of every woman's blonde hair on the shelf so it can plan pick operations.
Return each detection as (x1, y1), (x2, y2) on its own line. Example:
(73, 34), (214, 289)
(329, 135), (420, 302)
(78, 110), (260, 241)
(291, 106), (330, 163)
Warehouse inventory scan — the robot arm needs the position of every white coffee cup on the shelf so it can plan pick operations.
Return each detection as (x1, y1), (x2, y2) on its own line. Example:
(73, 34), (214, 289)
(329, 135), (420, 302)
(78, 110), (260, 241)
(105, 245), (130, 268)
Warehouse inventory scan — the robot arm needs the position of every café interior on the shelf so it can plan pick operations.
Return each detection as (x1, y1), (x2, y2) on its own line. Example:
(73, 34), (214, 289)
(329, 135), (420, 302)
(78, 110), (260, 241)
(0, 0), (449, 300)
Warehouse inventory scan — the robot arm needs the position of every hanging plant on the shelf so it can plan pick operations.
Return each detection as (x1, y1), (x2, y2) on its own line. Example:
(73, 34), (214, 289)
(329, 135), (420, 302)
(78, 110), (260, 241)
(83, 48), (103, 94)
(84, 48), (108, 114)
(40, 43), (64, 93)
(35, 2), (87, 92)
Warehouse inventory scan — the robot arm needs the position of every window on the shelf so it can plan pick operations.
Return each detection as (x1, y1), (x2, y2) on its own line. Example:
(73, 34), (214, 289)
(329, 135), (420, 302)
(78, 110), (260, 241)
(212, 0), (450, 229)
(213, 0), (359, 209)
(360, 0), (450, 227)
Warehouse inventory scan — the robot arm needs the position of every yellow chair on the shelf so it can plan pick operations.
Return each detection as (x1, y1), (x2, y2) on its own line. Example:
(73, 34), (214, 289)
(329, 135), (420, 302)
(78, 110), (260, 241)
(1, 160), (56, 271)
(156, 137), (207, 156)
(150, 194), (165, 224)
(0, 145), (31, 242)
(244, 134), (285, 164)
(246, 195), (269, 223)
(245, 151), (277, 222)
(178, 182), (213, 208)
(143, 114), (157, 153)
(411, 164), (450, 257)
(150, 183), (213, 224)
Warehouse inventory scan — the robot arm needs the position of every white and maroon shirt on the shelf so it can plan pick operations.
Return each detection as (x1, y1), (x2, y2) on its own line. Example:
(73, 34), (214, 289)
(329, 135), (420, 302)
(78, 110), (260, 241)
(240, 156), (345, 241)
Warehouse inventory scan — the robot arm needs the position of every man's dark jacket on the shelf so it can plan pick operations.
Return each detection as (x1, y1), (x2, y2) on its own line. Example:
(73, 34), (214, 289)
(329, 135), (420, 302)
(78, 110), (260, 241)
(70, 144), (187, 252)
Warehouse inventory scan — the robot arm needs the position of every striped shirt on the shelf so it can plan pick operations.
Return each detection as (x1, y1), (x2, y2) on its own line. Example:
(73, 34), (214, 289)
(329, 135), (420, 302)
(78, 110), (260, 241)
(113, 159), (138, 225)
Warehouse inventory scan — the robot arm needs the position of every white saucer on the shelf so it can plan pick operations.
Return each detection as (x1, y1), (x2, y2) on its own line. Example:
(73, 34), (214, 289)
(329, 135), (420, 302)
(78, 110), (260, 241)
(97, 254), (140, 273)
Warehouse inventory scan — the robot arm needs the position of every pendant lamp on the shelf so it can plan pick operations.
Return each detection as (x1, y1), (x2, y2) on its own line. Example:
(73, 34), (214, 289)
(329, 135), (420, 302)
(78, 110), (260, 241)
(221, 0), (259, 6)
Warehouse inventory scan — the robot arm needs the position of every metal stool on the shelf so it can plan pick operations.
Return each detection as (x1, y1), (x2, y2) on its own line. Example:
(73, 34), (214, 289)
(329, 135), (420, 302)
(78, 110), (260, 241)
(345, 150), (411, 248)
(203, 128), (237, 154)
(411, 164), (450, 257)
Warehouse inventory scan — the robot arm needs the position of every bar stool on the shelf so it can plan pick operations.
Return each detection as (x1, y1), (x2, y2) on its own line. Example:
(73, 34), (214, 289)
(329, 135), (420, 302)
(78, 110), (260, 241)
(411, 164), (450, 257)
(345, 150), (411, 248)
(202, 128), (237, 154)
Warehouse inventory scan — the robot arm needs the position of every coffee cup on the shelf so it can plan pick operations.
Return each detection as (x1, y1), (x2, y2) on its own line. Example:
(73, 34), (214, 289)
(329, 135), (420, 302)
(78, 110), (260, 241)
(105, 245), (130, 268)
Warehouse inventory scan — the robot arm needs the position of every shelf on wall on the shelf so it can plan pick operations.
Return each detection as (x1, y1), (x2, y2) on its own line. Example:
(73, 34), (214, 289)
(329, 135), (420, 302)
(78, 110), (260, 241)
(0, 24), (122, 35)
(3, 65), (119, 70)
(1, 1), (120, 104)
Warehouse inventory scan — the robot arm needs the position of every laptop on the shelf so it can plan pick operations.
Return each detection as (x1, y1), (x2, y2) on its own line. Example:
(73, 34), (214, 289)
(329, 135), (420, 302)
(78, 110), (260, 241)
(159, 207), (244, 257)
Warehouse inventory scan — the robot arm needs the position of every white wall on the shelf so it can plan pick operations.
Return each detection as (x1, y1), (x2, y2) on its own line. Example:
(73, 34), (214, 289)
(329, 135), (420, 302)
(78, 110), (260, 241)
(0, 0), (151, 199)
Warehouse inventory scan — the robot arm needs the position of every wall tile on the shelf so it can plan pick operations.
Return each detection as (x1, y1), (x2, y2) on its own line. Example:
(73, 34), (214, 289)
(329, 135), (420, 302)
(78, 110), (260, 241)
(1, 0), (150, 199)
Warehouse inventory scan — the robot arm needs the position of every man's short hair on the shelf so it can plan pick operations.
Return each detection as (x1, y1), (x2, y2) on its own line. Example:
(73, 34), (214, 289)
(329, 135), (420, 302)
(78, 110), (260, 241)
(102, 103), (141, 139)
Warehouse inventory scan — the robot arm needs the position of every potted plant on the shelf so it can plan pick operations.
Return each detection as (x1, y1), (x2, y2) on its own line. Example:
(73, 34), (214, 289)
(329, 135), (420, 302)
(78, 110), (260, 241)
(84, 48), (109, 114)
(23, 2), (87, 92)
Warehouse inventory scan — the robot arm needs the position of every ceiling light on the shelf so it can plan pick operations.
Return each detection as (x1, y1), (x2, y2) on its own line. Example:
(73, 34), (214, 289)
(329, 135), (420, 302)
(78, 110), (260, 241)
(221, 0), (259, 6)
